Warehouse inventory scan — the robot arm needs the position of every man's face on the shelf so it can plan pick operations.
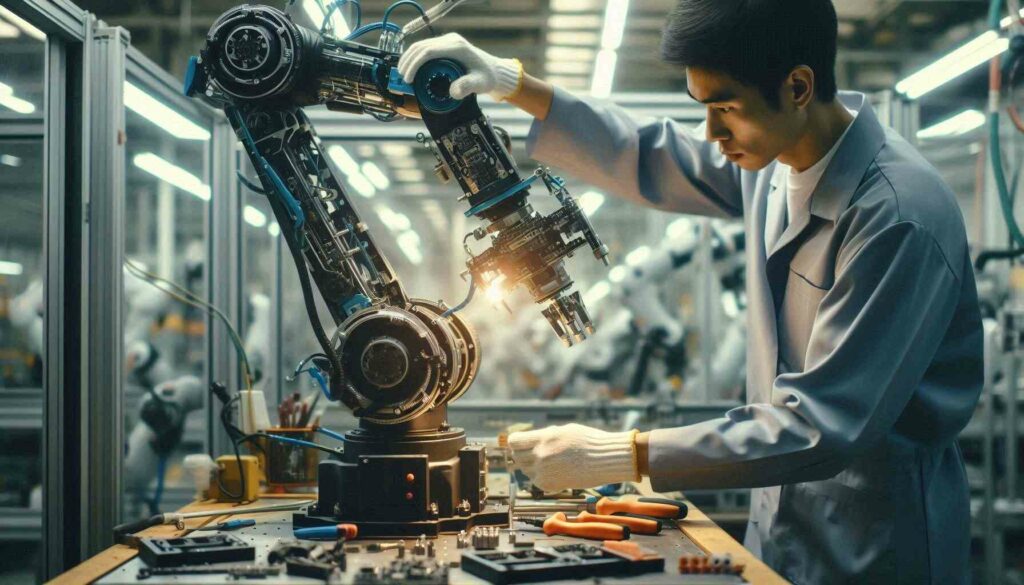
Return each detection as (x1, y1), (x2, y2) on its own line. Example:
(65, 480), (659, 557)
(686, 67), (801, 171)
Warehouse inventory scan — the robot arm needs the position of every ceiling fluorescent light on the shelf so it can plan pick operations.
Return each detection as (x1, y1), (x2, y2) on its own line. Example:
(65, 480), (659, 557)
(243, 205), (268, 228)
(327, 145), (361, 176)
(895, 31), (1009, 99)
(548, 14), (603, 29)
(917, 109), (986, 139)
(578, 190), (605, 216)
(0, 260), (23, 276)
(0, 154), (21, 167)
(395, 169), (425, 183)
(361, 161), (391, 190)
(591, 49), (618, 98)
(608, 265), (628, 283)
(347, 172), (376, 198)
(600, 0), (630, 50)
(268, 222), (281, 237)
(0, 20), (20, 38)
(0, 82), (34, 114)
(380, 144), (413, 157)
(124, 82), (210, 140)
(583, 280), (611, 306)
(133, 153), (211, 200)
(546, 61), (593, 75)
(546, 46), (596, 61)
(547, 31), (600, 46)
(552, 0), (602, 11)
(397, 230), (423, 265)
(387, 158), (418, 169)
(0, 7), (44, 40)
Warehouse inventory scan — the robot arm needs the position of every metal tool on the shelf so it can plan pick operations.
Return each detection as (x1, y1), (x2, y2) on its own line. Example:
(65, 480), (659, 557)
(137, 565), (281, 580)
(514, 496), (687, 520)
(193, 518), (256, 531)
(516, 512), (630, 541)
(113, 499), (315, 541)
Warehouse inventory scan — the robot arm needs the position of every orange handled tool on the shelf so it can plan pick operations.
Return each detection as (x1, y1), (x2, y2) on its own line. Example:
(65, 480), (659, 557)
(517, 512), (631, 541)
(574, 511), (662, 535)
(592, 498), (681, 519)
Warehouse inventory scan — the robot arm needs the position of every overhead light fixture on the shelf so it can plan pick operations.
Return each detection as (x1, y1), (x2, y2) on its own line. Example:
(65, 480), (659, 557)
(591, 49), (618, 98)
(548, 14), (603, 29)
(547, 31), (600, 46)
(327, 144), (361, 176)
(357, 145), (376, 157)
(397, 230), (423, 265)
(133, 153), (211, 201)
(361, 161), (391, 190)
(243, 205), (268, 228)
(375, 205), (412, 232)
(896, 31), (1009, 99)
(0, 20), (19, 38)
(380, 144), (413, 157)
(268, 222), (281, 237)
(551, 0), (603, 11)
(917, 109), (986, 139)
(124, 82), (210, 140)
(0, 260), (23, 276)
(600, 0), (630, 51)
(347, 172), (376, 198)
(625, 245), (650, 266)
(547, 61), (593, 75)
(546, 46), (596, 61)
(0, 81), (34, 114)
(396, 169), (425, 183)
(387, 158), (418, 169)
(0, 154), (21, 167)
(583, 280), (611, 305)
(578, 190), (605, 216)
(0, 7), (44, 40)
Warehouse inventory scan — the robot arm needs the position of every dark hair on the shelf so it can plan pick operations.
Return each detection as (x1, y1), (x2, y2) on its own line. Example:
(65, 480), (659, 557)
(661, 0), (839, 106)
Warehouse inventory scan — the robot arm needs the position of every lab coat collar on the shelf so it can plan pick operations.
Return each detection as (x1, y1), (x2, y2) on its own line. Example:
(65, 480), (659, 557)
(809, 92), (886, 222)
(766, 93), (885, 259)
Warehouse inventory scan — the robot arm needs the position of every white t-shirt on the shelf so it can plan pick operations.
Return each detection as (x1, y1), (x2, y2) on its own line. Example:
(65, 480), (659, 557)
(773, 110), (858, 243)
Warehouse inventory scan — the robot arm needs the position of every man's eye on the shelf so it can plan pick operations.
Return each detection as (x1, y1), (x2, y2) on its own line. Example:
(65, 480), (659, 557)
(716, 106), (734, 113)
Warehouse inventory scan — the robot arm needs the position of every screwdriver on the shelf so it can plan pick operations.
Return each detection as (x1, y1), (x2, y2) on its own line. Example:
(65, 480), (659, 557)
(194, 518), (256, 531)
(517, 512), (630, 541)
(293, 523), (359, 540)
(515, 496), (687, 519)
(572, 511), (662, 535)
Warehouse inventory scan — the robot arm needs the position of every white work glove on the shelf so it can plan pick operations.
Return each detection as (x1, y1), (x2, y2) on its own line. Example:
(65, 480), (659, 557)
(508, 423), (640, 493)
(398, 33), (524, 101)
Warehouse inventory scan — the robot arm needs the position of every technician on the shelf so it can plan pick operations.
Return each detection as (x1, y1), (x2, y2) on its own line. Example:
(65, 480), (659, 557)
(400, 0), (982, 582)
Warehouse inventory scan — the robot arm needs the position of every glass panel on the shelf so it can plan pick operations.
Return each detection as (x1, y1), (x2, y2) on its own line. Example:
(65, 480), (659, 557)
(122, 76), (212, 524)
(0, 12), (45, 582)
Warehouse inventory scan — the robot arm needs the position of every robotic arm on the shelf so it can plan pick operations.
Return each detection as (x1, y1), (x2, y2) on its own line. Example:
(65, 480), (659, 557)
(186, 3), (607, 425)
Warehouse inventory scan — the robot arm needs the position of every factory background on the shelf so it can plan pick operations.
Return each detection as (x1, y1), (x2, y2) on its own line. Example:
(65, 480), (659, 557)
(0, 0), (1020, 582)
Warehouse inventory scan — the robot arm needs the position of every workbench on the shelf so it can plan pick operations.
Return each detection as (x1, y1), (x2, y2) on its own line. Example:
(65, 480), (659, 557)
(50, 492), (786, 584)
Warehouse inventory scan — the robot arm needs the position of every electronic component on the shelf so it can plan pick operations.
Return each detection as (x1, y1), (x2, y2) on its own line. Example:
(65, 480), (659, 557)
(679, 553), (746, 577)
(268, 539), (347, 580)
(354, 558), (449, 584)
(471, 526), (500, 549)
(461, 543), (665, 584)
(136, 534), (255, 567)
(136, 565), (280, 580)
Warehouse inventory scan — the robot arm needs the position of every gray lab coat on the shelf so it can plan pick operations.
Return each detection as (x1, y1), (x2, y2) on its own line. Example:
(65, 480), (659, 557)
(526, 89), (983, 584)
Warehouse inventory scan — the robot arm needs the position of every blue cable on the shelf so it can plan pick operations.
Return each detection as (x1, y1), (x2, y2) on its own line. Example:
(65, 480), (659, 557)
(307, 367), (331, 399)
(346, 21), (401, 40)
(316, 427), (347, 442)
(382, 0), (426, 30)
(262, 433), (339, 454)
(441, 276), (476, 318)
(151, 455), (167, 515)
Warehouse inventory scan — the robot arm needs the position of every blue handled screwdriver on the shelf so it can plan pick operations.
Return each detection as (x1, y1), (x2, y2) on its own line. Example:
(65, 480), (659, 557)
(195, 518), (256, 531)
(293, 523), (359, 540)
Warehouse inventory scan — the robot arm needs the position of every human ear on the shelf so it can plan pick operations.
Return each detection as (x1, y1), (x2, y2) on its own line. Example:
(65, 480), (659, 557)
(789, 65), (815, 109)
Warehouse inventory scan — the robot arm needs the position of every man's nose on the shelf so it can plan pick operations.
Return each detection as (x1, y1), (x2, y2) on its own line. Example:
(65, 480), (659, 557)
(706, 112), (730, 143)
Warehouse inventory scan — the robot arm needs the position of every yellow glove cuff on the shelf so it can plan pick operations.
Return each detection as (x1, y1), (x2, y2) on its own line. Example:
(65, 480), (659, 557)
(502, 58), (525, 102)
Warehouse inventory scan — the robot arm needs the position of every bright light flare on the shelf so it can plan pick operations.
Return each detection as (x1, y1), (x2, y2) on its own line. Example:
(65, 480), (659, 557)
(133, 153), (211, 200)
(124, 82), (210, 140)
(917, 109), (986, 139)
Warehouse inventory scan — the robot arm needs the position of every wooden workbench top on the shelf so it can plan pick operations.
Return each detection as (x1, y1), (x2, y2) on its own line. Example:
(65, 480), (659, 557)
(49, 494), (787, 584)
